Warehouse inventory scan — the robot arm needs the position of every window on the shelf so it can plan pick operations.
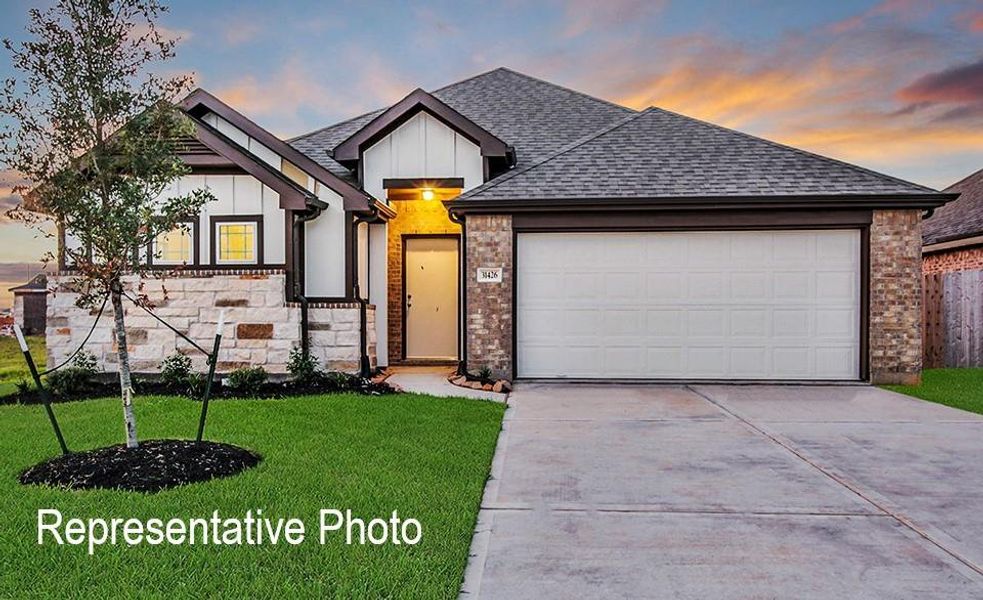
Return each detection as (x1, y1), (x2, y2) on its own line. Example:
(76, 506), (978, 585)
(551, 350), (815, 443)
(215, 220), (258, 264)
(152, 226), (194, 265)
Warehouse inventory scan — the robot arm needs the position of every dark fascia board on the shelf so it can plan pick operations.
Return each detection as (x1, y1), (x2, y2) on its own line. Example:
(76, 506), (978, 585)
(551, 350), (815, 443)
(179, 88), (374, 212)
(332, 88), (511, 164)
(446, 193), (960, 214)
(383, 177), (465, 189)
(191, 116), (321, 211)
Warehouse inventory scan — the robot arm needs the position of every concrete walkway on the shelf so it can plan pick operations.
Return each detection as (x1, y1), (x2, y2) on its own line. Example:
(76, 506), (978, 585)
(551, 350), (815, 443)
(461, 384), (983, 599)
(385, 366), (506, 401)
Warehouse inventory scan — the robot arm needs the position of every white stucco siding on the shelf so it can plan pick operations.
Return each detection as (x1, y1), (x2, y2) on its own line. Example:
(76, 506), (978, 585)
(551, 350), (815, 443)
(304, 184), (346, 297)
(362, 111), (484, 200)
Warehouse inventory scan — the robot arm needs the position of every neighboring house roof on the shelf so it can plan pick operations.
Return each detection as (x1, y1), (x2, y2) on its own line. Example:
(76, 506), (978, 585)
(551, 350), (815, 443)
(331, 88), (513, 169)
(180, 89), (376, 212)
(922, 168), (983, 246)
(451, 107), (947, 206)
(8, 273), (47, 294)
(290, 67), (635, 181)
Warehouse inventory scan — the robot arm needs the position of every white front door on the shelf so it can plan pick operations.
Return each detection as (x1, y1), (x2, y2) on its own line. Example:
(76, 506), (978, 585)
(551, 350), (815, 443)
(405, 237), (459, 360)
(516, 230), (861, 380)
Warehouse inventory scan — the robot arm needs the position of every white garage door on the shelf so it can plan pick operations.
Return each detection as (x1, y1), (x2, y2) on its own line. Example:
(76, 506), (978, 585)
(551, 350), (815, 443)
(516, 230), (861, 380)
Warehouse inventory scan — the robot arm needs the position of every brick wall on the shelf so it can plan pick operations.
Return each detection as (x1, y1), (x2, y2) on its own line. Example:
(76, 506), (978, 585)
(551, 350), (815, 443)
(923, 245), (983, 274)
(869, 210), (922, 385)
(465, 214), (512, 379)
(385, 199), (460, 361)
(47, 271), (374, 374)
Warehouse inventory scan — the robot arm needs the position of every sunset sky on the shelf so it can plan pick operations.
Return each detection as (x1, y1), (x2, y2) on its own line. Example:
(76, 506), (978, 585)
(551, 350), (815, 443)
(0, 0), (981, 305)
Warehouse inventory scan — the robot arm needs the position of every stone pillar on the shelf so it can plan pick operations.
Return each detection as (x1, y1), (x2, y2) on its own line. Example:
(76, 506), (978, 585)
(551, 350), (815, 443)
(869, 210), (922, 385)
(465, 214), (513, 379)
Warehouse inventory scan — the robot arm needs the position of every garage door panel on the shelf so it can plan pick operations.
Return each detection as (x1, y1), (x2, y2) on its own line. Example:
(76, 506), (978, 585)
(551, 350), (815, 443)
(516, 230), (861, 380)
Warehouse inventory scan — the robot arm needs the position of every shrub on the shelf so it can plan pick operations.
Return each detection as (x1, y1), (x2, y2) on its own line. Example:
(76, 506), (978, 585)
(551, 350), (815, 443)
(72, 350), (99, 375)
(224, 366), (268, 391)
(44, 351), (100, 398)
(186, 372), (207, 398)
(477, 366), (493, 382)
(287, 347), (321, 381)
(160, 353), (192, 387)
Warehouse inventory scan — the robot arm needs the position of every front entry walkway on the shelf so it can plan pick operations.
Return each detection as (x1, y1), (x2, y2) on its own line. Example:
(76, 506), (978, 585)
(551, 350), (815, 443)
(385, 366), (505, 401)
(461, 384), (983, 599)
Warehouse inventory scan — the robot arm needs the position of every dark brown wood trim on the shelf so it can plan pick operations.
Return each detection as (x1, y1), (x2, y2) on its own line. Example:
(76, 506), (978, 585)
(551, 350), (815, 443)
(383, 177), (465, 190)
(344, 212), (354, 298)
(400, 233), (461, 362)
(860, 226), (871, 382)
(449, 194), (957, 214)
(333, 88), (510, 164)
(512, 209), (874, 231)
(191, 116), (316, 210)
(146, 219), (200, 268)
(208, 214), (265, 267)
(180, 88), (375, 212)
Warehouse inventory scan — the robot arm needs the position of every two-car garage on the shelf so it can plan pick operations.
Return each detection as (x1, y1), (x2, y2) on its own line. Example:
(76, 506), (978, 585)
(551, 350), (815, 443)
(515, 230), (862, 381)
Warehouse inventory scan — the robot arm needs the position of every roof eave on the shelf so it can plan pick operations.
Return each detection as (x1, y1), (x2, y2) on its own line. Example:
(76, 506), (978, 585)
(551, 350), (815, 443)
(447, 193), (959, 214)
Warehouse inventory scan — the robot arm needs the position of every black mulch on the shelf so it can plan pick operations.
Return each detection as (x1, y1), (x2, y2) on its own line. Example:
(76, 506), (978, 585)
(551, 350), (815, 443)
(20, 439), (262, 493)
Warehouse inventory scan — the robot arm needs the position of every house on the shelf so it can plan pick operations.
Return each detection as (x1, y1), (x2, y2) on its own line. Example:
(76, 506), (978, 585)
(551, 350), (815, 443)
(48, 67), (955, 384)
(921, 168), (983, 367)
(9, 273), (47, 336)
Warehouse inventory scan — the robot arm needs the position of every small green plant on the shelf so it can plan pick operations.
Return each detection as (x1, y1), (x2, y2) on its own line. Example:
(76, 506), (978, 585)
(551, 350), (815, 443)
(45, 351), (100, 398)
(477, 366), (493, 382)
(72, 350), (99, 375)
(160, 352), (192, 387)
(287, 347), (321, 382)
(224, 366), (268, 391)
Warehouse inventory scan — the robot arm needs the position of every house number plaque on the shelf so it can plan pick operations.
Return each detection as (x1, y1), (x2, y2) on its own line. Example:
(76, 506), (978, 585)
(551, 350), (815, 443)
(476, 267), (503, 283)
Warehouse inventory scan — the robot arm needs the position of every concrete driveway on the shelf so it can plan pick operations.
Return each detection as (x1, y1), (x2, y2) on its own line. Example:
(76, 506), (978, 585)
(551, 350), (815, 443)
(460, 384), (983, 599)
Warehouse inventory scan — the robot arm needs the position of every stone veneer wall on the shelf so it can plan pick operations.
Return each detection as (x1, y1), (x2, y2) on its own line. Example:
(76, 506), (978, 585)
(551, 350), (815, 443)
(465, 214), (512, 379)
(869, 210), (923, 385)
(386, 198), (461, 361)
(923, 245), (983, 275)
(46, 270), (374, 374)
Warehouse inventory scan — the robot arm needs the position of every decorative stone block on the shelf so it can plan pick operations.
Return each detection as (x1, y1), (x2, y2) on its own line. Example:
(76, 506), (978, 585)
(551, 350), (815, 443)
(236, 323), (274, 339)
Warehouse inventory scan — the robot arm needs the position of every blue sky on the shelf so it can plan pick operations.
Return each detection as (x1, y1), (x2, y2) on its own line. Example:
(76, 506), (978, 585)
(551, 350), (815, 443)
(0, 0), (981, 293)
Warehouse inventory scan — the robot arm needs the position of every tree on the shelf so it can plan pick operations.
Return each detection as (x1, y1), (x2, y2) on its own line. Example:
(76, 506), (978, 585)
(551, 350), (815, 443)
(0, 0), (212, 448)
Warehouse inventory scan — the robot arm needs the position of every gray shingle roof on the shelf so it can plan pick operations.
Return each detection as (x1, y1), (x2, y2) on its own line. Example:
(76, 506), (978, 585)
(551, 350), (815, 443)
(289, 67), (634, 182)
(922, 168), (983, 245)
(456, 107), (940, 202)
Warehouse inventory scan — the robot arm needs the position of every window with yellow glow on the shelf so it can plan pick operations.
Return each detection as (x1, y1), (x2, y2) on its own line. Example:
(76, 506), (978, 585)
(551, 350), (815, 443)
(153, 227), (193, 265)
(216, 222), (257, 264)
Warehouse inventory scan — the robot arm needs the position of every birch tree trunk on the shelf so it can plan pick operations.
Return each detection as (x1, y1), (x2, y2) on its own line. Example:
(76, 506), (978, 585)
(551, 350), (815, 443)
(110, 281), (139, 448)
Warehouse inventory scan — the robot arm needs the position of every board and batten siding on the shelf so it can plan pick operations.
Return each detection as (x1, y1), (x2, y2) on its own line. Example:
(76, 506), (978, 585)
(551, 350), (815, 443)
(362, 111), (484, 200)
(304, 183), (347, 297)
(65, 174), (286, 267)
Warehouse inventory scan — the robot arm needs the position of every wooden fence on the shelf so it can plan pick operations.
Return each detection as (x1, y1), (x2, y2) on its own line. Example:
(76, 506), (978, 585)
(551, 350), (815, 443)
(923, 269), (983, 368)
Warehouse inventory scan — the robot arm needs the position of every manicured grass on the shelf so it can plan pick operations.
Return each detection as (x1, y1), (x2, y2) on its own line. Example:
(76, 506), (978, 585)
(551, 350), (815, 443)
(883, 368), (983, 415)
(0, 334), (44, 397)
(0, 393), (505, 598)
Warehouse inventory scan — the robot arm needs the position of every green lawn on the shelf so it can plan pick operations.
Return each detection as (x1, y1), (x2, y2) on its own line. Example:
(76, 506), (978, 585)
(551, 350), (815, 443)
(883, 368), (983, 415)
(0, 334), (44, 397)
(0, 393), (505, 598)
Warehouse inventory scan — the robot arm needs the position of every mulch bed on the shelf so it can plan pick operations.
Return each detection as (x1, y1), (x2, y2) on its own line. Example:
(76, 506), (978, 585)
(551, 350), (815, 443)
(20, 439), (262, 493)
(3, 373), (396, 406)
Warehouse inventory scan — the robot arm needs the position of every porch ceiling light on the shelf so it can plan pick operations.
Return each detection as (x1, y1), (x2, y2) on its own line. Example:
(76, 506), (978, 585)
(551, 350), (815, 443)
(421, 188), (435, 201)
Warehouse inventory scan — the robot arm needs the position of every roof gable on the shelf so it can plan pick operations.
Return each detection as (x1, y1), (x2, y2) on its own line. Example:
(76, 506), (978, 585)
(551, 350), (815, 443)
(180, 89), (374, 211)
(290, 67), (635, 180)
(451, 107), (949, 205)
(923, 168), (983, 245)
(331, 88), (512, 167)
